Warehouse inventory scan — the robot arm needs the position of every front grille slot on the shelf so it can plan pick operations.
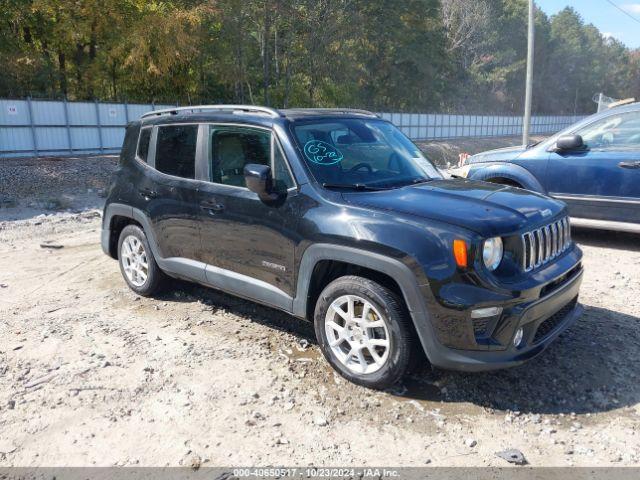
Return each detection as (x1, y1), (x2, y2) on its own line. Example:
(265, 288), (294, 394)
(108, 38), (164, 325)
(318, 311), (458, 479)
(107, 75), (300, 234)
(533, 296), (578, 344)
(521, 217), (571, 272)
(539, 263), (581, 297)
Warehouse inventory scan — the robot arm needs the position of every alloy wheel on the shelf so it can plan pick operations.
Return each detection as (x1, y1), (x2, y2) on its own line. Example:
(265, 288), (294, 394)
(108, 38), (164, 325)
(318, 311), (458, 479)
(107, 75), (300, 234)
(120, 235), (149, 287)
(324, 294), (391, 374)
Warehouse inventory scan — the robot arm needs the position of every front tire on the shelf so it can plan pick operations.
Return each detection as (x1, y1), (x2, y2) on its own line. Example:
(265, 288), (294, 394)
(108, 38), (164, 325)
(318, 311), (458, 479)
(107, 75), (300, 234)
(117, 224), (166, 296)
(314, 276), (413, 389)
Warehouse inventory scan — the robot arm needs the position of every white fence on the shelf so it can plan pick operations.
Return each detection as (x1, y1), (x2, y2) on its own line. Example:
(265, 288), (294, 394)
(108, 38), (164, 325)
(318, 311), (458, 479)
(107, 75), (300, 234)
(378, 112), (585, 141)
(0, 98), (586, 158)
(0, 98), (176, 158)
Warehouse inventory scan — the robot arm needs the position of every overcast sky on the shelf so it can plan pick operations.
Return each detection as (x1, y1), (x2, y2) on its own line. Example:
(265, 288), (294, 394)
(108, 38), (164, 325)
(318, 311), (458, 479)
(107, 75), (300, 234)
(536, 0), (640, 48)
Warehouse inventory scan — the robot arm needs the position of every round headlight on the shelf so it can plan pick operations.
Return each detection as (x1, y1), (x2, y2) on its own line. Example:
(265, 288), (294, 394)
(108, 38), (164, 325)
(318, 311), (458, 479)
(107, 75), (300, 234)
(483, 237), (503, 271)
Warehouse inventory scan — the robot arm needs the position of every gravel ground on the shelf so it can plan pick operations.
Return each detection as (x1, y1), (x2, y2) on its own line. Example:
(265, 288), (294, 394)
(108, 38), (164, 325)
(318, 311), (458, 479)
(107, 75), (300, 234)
(0, 152), (639, 467)
(0, 155), (117, 221)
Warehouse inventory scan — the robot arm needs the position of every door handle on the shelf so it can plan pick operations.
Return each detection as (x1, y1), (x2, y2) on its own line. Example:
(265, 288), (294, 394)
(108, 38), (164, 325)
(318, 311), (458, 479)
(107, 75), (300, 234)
(618, 161), (640, 169)
(138, 188), (157, 199)
(200, 201), (224, 213)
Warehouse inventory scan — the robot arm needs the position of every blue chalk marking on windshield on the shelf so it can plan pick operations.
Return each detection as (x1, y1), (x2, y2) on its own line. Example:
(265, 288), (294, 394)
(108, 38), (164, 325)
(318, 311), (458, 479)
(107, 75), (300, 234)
(303, 140), (344, 165)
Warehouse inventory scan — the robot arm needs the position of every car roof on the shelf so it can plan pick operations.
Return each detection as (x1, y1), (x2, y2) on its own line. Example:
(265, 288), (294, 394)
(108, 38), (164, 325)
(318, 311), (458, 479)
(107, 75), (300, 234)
(597, 101), (640, 115)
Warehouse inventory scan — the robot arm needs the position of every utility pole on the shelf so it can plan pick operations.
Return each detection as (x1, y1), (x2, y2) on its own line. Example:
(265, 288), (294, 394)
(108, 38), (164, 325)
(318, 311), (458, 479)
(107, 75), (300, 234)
(597, 92), (605, 112)
(523, 0), (535, 146)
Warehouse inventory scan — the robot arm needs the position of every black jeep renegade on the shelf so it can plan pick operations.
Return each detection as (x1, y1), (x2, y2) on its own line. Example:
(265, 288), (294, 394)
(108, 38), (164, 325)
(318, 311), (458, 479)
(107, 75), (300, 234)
(102, 105), (584, 389)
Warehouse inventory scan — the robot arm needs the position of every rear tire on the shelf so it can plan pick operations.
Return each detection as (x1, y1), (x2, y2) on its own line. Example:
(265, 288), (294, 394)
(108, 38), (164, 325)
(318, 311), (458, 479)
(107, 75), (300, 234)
(117, 224), (166, 296)
(314, 275), (413, 389)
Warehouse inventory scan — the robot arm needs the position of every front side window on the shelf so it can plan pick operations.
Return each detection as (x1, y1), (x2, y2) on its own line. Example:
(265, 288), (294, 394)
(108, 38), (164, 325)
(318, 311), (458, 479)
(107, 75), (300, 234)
(210, 127), (295, 189)
(155, 125), (198, 178)
(292, 119), (441, 188)
(577, 111), (640, 150)
(211, 127), (269, 187)
(137, 127), (152, 162)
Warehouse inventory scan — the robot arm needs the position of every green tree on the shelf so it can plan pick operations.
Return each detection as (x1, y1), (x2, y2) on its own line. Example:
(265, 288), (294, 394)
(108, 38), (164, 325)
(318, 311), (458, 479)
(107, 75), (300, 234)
(1, 0), (638, 113)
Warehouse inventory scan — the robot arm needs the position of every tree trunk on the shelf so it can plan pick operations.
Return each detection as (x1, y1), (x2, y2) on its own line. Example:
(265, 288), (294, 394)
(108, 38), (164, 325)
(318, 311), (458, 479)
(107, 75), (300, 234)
(75, 43), (84, 95)
(274, 25), (279, 81)
(262, 0), (272, 105)
(284, 59), (291, 108)
(236, 39), (246, 103)
(111, 61), (118, 99)
(58, 51), (67, 96)
(41, 40), (54, 96)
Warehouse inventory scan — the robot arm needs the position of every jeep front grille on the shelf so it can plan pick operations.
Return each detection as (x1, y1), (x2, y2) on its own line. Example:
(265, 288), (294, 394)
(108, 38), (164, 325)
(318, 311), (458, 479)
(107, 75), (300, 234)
(521, 217), (571, 272)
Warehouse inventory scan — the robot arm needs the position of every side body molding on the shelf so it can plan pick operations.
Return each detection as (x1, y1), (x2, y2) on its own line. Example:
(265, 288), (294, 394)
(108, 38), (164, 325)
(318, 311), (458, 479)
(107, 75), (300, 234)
(102, 203), (293, 311)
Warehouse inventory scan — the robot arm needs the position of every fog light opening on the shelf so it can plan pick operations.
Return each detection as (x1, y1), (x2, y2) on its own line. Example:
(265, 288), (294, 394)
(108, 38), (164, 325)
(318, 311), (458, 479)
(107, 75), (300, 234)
(513, 327), (524, 348)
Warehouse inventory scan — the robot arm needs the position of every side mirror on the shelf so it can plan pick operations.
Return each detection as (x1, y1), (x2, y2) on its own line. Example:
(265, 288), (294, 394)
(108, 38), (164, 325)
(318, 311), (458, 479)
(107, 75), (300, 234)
(244, 164), (281, 202)
(555, 135), (584, 152)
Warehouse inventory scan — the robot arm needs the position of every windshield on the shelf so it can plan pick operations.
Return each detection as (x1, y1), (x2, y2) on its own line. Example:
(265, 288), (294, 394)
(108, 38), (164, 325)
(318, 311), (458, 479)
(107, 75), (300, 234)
(292, 119), (442, 189)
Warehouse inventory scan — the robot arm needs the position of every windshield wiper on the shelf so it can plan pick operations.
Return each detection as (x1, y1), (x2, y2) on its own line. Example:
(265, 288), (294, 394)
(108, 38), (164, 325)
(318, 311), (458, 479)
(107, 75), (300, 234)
(407, 177), (435, 186)
(379, 177), (435, 188)
(322, 182), (388, 191)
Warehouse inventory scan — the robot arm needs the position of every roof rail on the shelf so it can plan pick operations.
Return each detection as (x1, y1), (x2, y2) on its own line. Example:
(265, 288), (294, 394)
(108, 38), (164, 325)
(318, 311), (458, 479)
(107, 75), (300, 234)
(285, 108), (378, 118)
(140, 104), (282, 119)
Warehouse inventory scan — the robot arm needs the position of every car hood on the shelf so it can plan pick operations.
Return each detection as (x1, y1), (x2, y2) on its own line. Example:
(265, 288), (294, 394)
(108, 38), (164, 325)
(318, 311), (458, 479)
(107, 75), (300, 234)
(342, 179), (565, 236)
(469, 145), (527, 164)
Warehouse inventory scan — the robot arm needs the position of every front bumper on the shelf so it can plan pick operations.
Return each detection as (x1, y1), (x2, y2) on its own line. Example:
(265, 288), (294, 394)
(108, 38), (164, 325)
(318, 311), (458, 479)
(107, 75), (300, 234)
(423, 263), (584, 372)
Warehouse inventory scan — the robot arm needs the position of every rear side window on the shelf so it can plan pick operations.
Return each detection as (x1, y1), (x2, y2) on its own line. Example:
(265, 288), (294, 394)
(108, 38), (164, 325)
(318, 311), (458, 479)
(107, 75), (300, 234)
(137, 127), (152, 162)
(155, 125), (198, 178)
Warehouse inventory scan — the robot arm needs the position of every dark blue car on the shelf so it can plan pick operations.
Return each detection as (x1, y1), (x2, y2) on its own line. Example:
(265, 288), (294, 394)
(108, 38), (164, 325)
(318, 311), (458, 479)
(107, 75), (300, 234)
(451, 103), (640, 233)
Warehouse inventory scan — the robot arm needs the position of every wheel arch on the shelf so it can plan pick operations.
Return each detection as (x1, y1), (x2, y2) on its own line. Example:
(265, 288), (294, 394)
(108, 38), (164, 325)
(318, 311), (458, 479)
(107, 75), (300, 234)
(102, 204), (132, 259)
(107, 216), (143, 259)
(102, 203), (159, 260)
(293, 244), (439, 363)
(469, 163), (545, 193)
(301, 259), (405, 322)
(294, 244), (423, 316)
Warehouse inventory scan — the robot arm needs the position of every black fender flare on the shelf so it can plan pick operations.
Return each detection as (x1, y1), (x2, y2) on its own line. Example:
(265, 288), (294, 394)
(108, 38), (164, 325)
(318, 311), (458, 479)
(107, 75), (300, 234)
(469, 163), (545, 193)
(101, 203), (133, 258)
(101, 203), (163, 261)
(293, 243), (441, 364)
